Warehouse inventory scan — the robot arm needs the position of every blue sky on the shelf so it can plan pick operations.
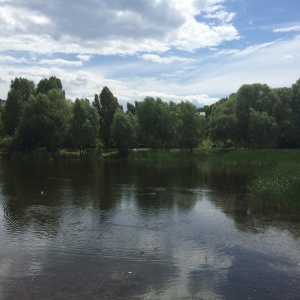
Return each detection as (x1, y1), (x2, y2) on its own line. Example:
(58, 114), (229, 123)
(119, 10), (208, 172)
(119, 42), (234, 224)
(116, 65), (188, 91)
(0, 0), (299, 107)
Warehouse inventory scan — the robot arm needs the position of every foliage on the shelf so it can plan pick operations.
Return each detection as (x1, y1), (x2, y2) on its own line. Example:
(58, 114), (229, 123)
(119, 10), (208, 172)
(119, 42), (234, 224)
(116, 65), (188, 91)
(71, 98), (100, 156)
(177, 101), (204, 151)
(112, 108), (137, 157)
(36, 76), (64, 95)
(137, 97), (176, 149)
(248, 108), (278, 148)
(208, 80), (300, 149)
(249, 164), (300, 207)
(12, 90), (72, 151)
(126, 102), (136, 115)
(98, 86), (119, 148)
(2, 75), (300, 159)
(0, 107), (4, 137)
(3, 77), (35, 136)
(0, 136), (13, 155)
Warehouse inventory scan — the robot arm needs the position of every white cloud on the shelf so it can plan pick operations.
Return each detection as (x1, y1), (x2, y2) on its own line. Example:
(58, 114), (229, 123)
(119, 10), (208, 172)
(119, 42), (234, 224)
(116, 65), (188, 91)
(273, 26), (300, 33)
(0, 55), (27, 64)
(77, 54), (92, 62)
(172, 18), (238, 51)
(141, 54), (193, 64)
(0, 5), (50, 32)
(0, 0), (298, 108)
(214, 40), (280, 57)
(0, 0), (238, 55)
(38, 59), (83, 67)
(186, 35), (300, 96)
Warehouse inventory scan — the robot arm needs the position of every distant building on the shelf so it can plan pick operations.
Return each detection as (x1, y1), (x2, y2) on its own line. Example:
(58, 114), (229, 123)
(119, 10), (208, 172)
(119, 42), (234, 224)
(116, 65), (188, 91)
(0, 99), (6, 107)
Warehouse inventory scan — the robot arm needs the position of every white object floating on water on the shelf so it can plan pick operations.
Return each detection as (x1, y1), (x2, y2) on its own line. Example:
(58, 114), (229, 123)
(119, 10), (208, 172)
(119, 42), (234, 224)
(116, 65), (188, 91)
(128, 272), (132, 274)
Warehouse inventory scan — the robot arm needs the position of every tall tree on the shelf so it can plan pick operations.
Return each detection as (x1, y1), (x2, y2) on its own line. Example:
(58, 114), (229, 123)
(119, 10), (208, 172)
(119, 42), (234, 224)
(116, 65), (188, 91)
(235, 83), (272, 147)
(273, 87), (297, 148)
(36, 76), (64, 95)
(177, 101), (204, 151)
(99, 86), (119, 148)
(208, 95), (237, 146)
(126, 102), (136, 115)
(13, 90), (71, 151)
(290, 78), (300, 146)
(248, 108), (278, 148)
(0, 107), (4, 137)
(71, 99), (100, 156)
(137, 97), (176, 149)
(112, 108), (137, 157)
(3, 77), (35, 136)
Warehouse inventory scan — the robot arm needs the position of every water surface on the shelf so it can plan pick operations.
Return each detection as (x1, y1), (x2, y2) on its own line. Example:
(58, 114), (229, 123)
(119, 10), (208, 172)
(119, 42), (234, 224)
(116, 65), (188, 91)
(0, 160), (299, 299)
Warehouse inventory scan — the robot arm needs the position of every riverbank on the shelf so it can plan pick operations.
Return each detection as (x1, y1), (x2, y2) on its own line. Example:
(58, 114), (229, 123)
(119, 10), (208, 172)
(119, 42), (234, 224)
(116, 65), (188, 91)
(129, 148), (300, 207)
(129, 148), (300, 164)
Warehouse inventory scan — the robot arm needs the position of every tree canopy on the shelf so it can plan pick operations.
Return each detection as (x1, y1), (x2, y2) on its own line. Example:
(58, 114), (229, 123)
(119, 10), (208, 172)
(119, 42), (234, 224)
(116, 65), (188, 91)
(71, 98), (100, 156)
(2, 75), (300, 156)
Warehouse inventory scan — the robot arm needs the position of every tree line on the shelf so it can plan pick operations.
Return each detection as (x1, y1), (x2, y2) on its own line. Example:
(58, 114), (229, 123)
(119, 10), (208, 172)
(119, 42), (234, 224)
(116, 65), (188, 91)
(207, 79), (300, 148)
(0, 76), (300, 157)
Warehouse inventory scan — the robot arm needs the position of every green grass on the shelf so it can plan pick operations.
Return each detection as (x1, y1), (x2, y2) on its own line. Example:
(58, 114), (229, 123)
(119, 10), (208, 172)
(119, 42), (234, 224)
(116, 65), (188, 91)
(204, 148), (300, 165)
(129, 148), (300, 164)
(129, 148), (300, 207)
(249, 164), (300, 207)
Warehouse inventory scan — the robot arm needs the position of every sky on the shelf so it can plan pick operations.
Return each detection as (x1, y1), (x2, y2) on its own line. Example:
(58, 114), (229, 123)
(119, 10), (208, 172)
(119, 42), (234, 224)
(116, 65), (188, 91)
(0, 0), (300, 108)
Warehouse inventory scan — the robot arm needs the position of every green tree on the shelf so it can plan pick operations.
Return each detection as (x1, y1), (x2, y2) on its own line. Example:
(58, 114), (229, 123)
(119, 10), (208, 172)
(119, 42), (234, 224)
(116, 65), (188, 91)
(36, 76), (63, 95)
(3, 77), (35, 136)
(248, 108), (278, 148)
(235, 83), (273, 147)
(290, 78), (300, 146)
(112, 108), (137, 157)
(272, 87), (297, 148)
(209, 114), (237, 146)
(126, 102), (136, 115)
(13, 90), (71, 151)
(71, 99), (100, 156)
(0, 107), (4, 137)
(177, 101), (204, 151)
(208, 95), (237, 146)
(137, 97), (176, 149)
(98, 86), (119, 148)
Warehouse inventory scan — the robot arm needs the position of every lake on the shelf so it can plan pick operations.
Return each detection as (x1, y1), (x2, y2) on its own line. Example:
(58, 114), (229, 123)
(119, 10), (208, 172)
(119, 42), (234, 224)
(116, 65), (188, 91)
(0, 159), (300, 299)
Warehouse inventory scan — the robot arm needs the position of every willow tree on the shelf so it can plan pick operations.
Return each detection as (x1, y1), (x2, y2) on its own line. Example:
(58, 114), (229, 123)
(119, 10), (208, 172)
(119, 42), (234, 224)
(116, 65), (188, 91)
(112, 109), (136, 157)
(3, 77), (35, 136)
(13, 90), (72, 151)
(71, 99), (100, 156)
(177, 101), (205, 151)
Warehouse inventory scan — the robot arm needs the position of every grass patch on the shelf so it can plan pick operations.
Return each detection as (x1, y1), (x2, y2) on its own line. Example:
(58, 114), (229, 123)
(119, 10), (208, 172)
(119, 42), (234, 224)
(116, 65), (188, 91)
(249, 164), (300, 207)
(129, 148), (300, 165)
(204, 148), (300, 165)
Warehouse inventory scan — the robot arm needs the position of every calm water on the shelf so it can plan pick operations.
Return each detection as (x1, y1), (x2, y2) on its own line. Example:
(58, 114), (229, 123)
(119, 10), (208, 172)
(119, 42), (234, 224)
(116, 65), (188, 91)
(0, 159), (300, 299)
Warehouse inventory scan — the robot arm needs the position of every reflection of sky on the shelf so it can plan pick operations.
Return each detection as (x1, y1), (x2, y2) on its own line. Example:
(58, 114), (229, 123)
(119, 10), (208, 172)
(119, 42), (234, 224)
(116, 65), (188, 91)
(1, 181), (300, 298)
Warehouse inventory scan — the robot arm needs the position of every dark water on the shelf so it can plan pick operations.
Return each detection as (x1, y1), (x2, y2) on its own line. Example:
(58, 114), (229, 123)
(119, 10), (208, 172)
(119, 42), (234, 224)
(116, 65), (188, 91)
(0, 160), (300, 300)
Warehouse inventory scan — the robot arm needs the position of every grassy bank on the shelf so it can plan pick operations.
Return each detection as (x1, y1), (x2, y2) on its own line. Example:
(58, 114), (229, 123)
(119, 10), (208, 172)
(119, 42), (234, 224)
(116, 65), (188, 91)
(249, 164), (300, 207)
(129, 148), (300, 164)
(129, 148), (300, 207)
(9, 147), (102, 160)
